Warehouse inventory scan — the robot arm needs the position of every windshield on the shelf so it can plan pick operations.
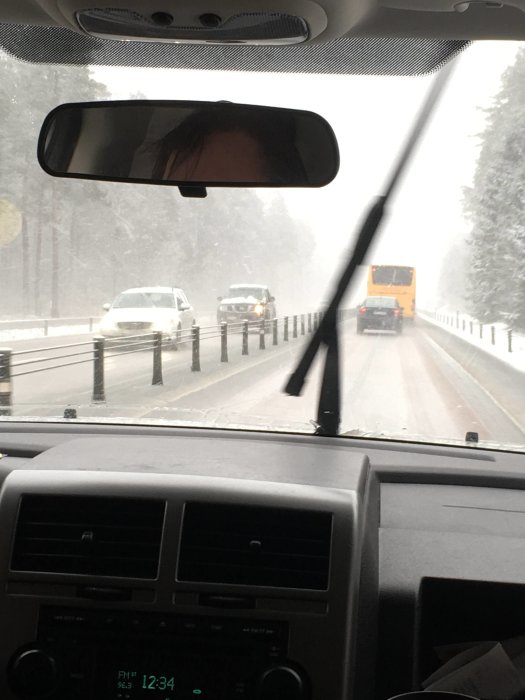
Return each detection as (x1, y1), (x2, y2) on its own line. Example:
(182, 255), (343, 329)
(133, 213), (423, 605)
(2, 41), (525, 451)
(227, 287), (266, 299)
(364, 298), (397, 308)
(113, 293), (176, 309)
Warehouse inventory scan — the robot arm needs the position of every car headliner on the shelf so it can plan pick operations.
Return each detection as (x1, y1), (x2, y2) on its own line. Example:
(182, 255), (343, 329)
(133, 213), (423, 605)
(2, 0), (525, 81)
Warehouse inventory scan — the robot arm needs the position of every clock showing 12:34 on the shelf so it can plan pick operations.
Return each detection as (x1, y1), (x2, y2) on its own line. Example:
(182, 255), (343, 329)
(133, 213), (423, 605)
(141, 675), (175, 691)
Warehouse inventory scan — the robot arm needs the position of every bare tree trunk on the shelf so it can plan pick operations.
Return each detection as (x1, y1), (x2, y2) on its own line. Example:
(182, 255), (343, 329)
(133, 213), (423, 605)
(50, 183), (60, 318)
(49, 70), (61, 319)
(33, 206), (43, 316)
(21, 214), (29, 314)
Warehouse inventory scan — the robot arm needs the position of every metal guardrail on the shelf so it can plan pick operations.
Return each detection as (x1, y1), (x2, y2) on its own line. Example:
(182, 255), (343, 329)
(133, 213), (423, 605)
(425, 310), (516, 353)
(0, 309), (352, 416)
(0, 316), (100, 335)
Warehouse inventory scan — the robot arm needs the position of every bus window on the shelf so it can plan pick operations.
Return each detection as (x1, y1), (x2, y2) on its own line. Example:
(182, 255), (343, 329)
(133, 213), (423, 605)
(371, 266), (414, 286)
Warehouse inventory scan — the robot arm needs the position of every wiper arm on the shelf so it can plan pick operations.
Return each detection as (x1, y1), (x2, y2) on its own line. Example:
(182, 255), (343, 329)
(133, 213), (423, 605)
(284, 61), (457, 436)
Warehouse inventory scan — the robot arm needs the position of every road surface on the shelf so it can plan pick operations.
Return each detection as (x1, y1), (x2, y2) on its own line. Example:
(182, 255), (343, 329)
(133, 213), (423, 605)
(3, 322), (525, 448)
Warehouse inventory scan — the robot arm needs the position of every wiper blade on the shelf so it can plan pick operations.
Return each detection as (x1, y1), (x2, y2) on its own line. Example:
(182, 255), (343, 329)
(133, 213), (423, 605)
(284, 61), (457, 436)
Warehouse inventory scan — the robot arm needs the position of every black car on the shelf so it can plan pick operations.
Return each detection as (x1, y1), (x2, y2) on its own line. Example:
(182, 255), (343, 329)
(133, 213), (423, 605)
(356, 296), (403, 334)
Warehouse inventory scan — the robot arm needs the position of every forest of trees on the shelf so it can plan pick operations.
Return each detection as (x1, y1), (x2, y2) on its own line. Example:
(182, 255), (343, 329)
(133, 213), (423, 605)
(464, 48), (525, 330)
(0, 52), (314, 319)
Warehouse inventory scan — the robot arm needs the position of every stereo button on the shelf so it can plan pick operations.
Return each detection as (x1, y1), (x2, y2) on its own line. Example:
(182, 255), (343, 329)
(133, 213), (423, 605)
(99, 614), (118, 629)
(51, 613), (88, 626)
(182, 621), (199, 632)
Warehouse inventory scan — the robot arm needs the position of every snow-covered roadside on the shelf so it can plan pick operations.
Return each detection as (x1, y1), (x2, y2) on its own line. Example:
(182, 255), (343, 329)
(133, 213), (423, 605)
(419, 308), (525, 373)
(0, 309), (319, 345)
(0, 323), (100, 343)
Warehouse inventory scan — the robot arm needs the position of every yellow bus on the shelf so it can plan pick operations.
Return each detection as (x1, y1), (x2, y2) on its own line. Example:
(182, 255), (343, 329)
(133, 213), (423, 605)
(367, 265), (416, 319)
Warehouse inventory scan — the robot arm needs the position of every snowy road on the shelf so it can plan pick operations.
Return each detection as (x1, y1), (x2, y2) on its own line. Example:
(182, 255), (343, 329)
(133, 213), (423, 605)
(4, 321), (525, 447)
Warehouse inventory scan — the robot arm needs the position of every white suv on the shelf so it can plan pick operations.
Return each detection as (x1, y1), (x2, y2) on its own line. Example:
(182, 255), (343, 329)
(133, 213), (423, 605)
(100, 287), (194, 343)
(217, 284), (276, 324)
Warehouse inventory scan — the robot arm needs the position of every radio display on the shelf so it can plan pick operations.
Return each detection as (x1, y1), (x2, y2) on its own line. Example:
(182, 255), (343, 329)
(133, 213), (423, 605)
(114, 669), (205, 699)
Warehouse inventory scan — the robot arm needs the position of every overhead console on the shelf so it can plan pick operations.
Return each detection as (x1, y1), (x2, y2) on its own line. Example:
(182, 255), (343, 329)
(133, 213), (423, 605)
(0, 435), (379, 700)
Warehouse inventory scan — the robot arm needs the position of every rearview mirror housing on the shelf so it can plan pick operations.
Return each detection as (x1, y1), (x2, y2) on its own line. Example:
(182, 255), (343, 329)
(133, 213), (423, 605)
(38, 100), (339, 189)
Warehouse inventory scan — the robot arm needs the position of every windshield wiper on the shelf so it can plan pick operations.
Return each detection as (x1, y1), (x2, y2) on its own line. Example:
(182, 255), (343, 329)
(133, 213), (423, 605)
(284, 61), (457, 436)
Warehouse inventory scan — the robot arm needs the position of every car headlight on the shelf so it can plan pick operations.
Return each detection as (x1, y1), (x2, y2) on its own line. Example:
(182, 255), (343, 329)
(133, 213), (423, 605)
(254, 304), (264, 315)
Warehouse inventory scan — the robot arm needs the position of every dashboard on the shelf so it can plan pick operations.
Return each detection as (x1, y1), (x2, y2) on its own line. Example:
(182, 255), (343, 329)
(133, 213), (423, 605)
(0, 423), (524, 700)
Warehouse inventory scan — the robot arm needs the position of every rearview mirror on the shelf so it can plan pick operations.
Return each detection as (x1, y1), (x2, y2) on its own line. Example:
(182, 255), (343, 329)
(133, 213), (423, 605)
(38, 100), (339, 189)
(102, 303), (111, 311)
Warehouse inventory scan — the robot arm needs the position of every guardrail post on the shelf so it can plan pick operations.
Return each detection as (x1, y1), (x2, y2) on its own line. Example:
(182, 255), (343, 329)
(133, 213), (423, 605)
(92, 336), (106, 403)
(301, 314), (305, 335)
(491, 326), (496, 345)
(0, 349), (12, 416)
(191, 325), (200, 372)
(456, 311), (460, 329)
(89, 317), (94, 332)
(284, 316), (289, 342)
(220, 322), (228, 363)
(272, 318), (278, 346)
(293, 315), (298, 339)
(508, 329), (513, 353)
(259, 319), (265, 350)
(479, 323), (483, 339)
(44, 319), (49, 336)
(152, 331), (163, 385)
(462, 319), (465, 332)
(242, 321), (249, 355)
(308, 313), (312, 333)
(470, 321), (473, 335)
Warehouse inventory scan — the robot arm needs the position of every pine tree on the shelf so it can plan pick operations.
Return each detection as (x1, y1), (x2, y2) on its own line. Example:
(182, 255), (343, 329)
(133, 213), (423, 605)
(464, 48), (525, 329)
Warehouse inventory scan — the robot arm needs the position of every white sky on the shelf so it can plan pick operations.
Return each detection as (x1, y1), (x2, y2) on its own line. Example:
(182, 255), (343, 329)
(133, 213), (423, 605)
(92, 40), (520, 306)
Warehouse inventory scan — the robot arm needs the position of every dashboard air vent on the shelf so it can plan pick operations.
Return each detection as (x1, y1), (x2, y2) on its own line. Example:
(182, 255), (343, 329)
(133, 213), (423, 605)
(11, 495), (165, 578)
(178, 503), (332, 590)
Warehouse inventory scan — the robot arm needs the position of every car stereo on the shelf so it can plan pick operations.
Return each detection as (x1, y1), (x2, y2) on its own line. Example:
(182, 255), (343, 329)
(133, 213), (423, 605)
(7, 607), (308, 700)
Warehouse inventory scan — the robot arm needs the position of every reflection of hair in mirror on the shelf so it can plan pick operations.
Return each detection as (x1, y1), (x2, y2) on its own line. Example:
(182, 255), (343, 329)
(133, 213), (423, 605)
(151, 107), (308, 184)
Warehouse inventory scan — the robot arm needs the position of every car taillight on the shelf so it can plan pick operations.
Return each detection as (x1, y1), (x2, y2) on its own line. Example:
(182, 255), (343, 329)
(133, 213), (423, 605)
(359, 307), (367, 315)
(394, 309), (400, 317)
